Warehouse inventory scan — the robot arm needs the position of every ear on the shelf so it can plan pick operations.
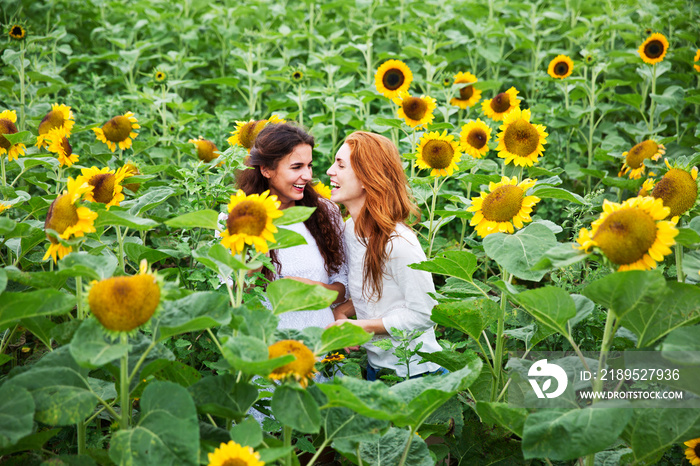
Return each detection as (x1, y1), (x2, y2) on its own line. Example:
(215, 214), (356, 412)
(260, 166), (272, 179)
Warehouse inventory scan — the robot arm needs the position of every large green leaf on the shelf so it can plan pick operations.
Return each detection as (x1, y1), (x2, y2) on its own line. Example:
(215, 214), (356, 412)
(508, 286), (577, 338)
(139, 360), (202, 388)
(532, 187), (586, 204)
(110, 381), (199, 466)
(0, 289), (75, 330)
(266, 278), (338, 315)
(230, 417), (263, 448)
(58, 252), (118, 280)
(124, 243), (173, 265)
(124, 187), (179, 215)
(193, 243), (258, 278)
(430, 298), (499, 341)
(70, 318), (129, 368)
(156, 292), (231, 341)
(321, 407), (388, 444)
(268, 227), (308, 250)
(417, 349), (479, 372)
(0, 384), (35, 450)
(358, 427), (433, 466)
(188, 375), (258, 419)
(408, 250), (479, 282)
(220, 335), (294, 376)
(474, 401), (528, 437)
(621, 408), (700, 465)
(583, 270), (665, 321)
(317, 377), (405, 421)
(94, 209), (159, 231)
(315, 323), (372, 355)
(273, 206), (316, 226)
(483, 223), (558, 281)
(271, 385), (321, 434)
(164, 209), (219, 229)
(522, 407), (633, 461)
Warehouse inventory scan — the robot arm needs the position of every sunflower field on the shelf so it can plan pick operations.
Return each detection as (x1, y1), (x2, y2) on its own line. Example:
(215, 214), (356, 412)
(2, 0), (700, 464)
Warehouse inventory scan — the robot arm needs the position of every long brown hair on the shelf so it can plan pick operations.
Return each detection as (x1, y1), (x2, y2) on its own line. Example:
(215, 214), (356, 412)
(237, 123), (345, 280)
(345, 131), (419, 301)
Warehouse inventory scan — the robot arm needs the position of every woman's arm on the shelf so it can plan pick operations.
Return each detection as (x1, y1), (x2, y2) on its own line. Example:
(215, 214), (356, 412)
(332, 299), (355, 320)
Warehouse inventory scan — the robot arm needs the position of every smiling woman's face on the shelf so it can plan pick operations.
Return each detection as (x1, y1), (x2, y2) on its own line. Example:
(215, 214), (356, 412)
(261, 143), (313, 210)
(326, 143), (366, 213)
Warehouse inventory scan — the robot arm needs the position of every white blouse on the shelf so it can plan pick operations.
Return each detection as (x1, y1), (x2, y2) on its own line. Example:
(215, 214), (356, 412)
(344, 218), (441, 377)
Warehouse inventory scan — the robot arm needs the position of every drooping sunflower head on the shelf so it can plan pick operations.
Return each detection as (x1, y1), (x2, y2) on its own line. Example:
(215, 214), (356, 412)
(207, 440), (265, 466)
(227, 115), (286, 152)
(459, 119), (492, 159)
(88, 263), (160, 333)
(122, 163), (141, 193)
(685, 438), (700, 466)
(467, 176), (540, 238)
(449, 71), (482, 109)
(694, 49), (700, 73)
(92, 112), (140, 152)
(36, 103), (75, 148)
(188, 137), (220, 162)
(575, 196), (678, 271)
(638, 33), (669, 65)
(0, 109), (27, 162)
(313, 181), (332, 200)
(481, 87), (521, 122)
(619, 139), (665, 179)
(547, 55), (574, 79)
(650, 160), (699, 218)
(496, 108), (548, 167)
(46, 128), (79, 168)
(43, 178), (97, 262)
(392, 91), (437, 128)
(268, 339), (317, 388)
(415, 130), (461, 177)
(374, 59), (413, 99)
(79, 166), (130, 210)
(8, 24), (26, 41)
(220, 189), (283, 255)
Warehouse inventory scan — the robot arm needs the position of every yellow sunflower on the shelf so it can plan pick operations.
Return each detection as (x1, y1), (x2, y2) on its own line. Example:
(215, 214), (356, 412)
(575, 196), (678, 271)
(467, 176), (541, 238)
(122, 163), (141, 193)
(92, 112), (140, 152)
(291, 70), (304, 82)
(619, 139), (665, 179)
(188, 137), (220, 162)
(650, 160), (699, 218)
(36, 103), (75, 148)
(79, 166), (130, 210)
(154, 70), (167, 83)
(638, 178), (655, 197)
(496, 108), (548, 167)
(219, 190), (283, 254)
(459, 119), (491, 159)
(449, 72), (482, 109)
(638, 33), (669, 65)
(88, 263), (160, 332)
(43, 177), (98, 262)
(227, 115), (286, 153)
(0, 202), (11, 214)
(208, 440), (264, 466)
(321, 352), (345, 363)
(268, 340), (317, 388)
(0, 109), (27, 162)
(694, 49), (700, 73)
(46, 128), (79, 167)
(547, 55), (574, 79)
(392, 91), (437, 128)
(374, 59), (413, 99)
(685, 438), (700, 466)
(416, 130), (461, 177)
(8, 25), (26, 41)
(481, 87), (521, 122)
(313, 181), (332, 199)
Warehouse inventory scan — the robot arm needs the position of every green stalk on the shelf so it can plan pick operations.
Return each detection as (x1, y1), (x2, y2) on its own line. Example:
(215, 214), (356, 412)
(283, 425), (293, 466)
(397, 427), (416, 466)
(19, 41), (26, 131)
(586, 66), (598, 193)
(76, 276), (84, 320)
(426, 177), (440, 258)
(116, 227), (126, 273)
(305, 438), (331, 466)
(120, 333), (130, 430)
(1, 157), (5, 187)
(77, 420), (86, 455)
(648, 64), (657, 133)
(675, 243), (684, 283)
(297, 85), (303, 125)
(490, 271), (510, 402)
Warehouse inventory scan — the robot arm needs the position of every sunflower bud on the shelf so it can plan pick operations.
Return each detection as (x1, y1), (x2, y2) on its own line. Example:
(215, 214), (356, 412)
(88, 273), (160, 332)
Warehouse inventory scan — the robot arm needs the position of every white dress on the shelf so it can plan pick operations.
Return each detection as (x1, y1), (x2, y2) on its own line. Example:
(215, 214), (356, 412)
(344, 218), (442, 378)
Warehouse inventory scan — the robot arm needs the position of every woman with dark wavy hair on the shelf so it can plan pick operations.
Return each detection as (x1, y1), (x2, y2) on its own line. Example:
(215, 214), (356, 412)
(326, 131), (444, 381)
(236, 123), (347, 331)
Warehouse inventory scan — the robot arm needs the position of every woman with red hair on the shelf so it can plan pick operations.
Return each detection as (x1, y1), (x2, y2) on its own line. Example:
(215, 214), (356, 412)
(326, 131), (444, 380)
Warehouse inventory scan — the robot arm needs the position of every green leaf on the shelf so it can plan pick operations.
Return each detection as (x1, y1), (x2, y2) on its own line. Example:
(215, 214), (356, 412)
(372, 117), (404, 129)
(94, 209), (159, 231)
(156, 292), (231, 341)
(271, 385), (321, 434)
(267, 279), (338, 315)
(0, 384), (35, 450)
(522, 407), (633, 461)
(417, 349), (481, 373)
(273, 206), (316, 226)
(408, 250), (479, 282)
(321, 407), (388, 444)
(124, 187), (179, 215)
(532, 187), (586, 205)
(59, 252), (118, 280)
(230, 417), (263, 448)
(2, 131), (32, 145)
(200, 77), (240, 86)
(110, 381), (199, 466)
(0, 290), (75, 330)
(124, 243), (172, 265)
(69, 318), (128, 368)
(483, 223), (558, 281)
(315, 323), (372, 355)
(508, 286), (577, 338)
(358, 427), (434, 466)
(164, 210), (219, 229)
(661, 325), (700, 363)
(621, 408), (700, 465)
(583, 270), (665, 321)
(532, 242), (589, 271)
(474, 401), (528, 437)
(19, 316), (55, 349)
(268, 227), (308, 250)
(189, 375), (258, 419)
(193, 243), (256, 278)
(675, 227), (700, 247)
(317, 377), (405, 421)
(0, 268), (7, 294)
(139, 360), (202, 388)
(221, 335), (294, 376)
(0, 428), (60, 457)
(430, 298), (499, 341)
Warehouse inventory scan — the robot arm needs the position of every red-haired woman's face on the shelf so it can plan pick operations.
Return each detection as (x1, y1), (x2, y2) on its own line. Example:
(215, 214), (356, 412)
(327, 143), (365, 211)
(261, 143), (313, 209)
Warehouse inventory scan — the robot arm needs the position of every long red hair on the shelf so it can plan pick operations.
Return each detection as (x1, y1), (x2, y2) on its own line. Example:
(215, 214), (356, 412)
(345, 131), (419, 301)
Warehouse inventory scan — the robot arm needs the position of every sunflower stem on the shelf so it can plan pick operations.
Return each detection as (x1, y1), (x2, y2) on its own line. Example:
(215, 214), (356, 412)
(586, 66), (598, 193)
(397, 426), (416, 466)
(116, 226), (126, 273)
(19, 40), (26, 132)
(675, 242), (684, 283)
(648, 63), (657, 133)
(76, 276), (84, 320)
(305, 438), (331, 466)
(76, 420), (87, 456)
(593, 310), (617, 395)
(283, 425), (293, 466)
(490, 270), (511, 402)
(120, 333), (130, 430)
(296, 84), (303, 126)
(1, 157), (5, 188)
(426, 176), (440, 258)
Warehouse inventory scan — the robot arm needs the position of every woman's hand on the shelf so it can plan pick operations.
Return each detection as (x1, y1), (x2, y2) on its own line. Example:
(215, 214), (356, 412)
(332, 299), (355, 320)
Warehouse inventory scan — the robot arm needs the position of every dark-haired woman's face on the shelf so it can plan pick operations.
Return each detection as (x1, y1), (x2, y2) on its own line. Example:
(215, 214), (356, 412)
(261, 144), (313, 209)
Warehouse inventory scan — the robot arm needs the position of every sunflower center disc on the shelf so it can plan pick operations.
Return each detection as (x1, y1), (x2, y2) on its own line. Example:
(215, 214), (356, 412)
(626, 140), (658, 168)
(89, 275), (160, 331)
(227, 200), (268, 237)
(382, 69), (405, 91)
(11, 26), (23, 36)
(45, 194), (79, 241)
(38, 110), (65, 135)
(466, 129), (487, 149)
(89, 174), (116, 204)
(695, 445), (700, 460)
(422, 140), (454, 169)
(269, 341), (315, 378)
(60, 137), (72, 156)
(490, 93), (511, 113)
(0, 118), (18, 150)
(220, 459), (252, 466)
(102, 116), (132, 143)
(644, 40), (663, 58)
(459, 85), (474, 100)
(239, 120), (266, 149)
(481, 185), (524, 222)
(403, 97), (428, 121)
(593, 208), (657, 265)
(652, 169), (698, 217)
(554, 62), (569, 76)
(503, 119), (539, 157)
